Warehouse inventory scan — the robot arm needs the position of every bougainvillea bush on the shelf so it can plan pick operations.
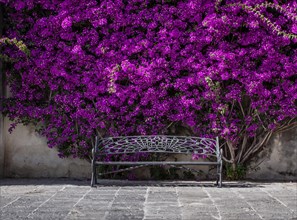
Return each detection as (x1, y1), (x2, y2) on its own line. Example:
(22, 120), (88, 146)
(1, 0), (297, 169)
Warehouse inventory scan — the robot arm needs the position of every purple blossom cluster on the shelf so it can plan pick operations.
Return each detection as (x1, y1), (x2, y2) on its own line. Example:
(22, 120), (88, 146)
(1, 0), (296, 160)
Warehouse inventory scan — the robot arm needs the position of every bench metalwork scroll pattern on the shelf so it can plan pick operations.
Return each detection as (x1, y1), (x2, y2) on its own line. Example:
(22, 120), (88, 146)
(96, 136), (218, 156)
(91, 135), (223, 187)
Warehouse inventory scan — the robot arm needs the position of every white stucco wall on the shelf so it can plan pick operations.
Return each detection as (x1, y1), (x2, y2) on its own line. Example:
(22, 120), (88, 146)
(0, 5), (5, 177)
(1, 118), (296, 180)
(2, 118), (91, 178)
(246, 128), (297, 180)
(0, 114), (4, 177)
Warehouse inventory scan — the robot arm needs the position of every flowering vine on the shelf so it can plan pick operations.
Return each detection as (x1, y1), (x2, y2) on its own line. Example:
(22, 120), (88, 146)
(0, 37), (30, 61)
(0, 0), (296, 170)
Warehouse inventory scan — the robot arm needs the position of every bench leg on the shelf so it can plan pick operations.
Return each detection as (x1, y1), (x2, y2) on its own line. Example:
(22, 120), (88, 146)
(218, 161), (222, 188)
(216, 164), (219, 186)
(218, 173), (222, 188)
(216, 177), (219, 186)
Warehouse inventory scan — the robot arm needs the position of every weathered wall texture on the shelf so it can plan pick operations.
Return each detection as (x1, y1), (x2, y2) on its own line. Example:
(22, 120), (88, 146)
(1, 117), (296, 180)
(247, 128), (297, 181)
(0, 94), (3, 178)
(2, 118), (91, 178)
(0, 4), (5, 178)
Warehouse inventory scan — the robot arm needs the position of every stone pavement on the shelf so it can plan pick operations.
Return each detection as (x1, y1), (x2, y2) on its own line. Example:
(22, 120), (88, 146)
(0, 179), (296, 220)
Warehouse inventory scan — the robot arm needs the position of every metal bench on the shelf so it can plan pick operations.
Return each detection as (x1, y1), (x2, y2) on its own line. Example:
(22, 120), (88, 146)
(91, 135), (223, 187)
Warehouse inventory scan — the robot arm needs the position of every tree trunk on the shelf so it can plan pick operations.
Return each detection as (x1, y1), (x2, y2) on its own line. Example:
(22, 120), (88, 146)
(227, 139), (236, 171)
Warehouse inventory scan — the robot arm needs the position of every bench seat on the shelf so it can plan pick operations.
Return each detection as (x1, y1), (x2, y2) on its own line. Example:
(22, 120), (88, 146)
(91, 135), (223, 187)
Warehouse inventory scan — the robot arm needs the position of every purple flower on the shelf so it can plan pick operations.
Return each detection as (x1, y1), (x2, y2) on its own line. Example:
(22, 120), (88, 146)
(1, 0), (296, 160)
(61, 16), (72, 30)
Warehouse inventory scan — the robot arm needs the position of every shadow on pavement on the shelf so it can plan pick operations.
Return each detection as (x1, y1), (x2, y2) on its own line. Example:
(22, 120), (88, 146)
(93, 180), (264, 188)
(0, 178), (266, 188)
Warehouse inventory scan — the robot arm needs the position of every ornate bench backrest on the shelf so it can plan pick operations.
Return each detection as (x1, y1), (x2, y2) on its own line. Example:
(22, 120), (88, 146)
(95, 135), (220, 158)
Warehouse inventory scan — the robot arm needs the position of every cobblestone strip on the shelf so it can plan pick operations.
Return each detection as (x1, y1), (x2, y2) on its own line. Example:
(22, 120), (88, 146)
(142, 187), (149, 220)
(204, 187), (265, 220)
(260, 188), (290, 208)
(102, 187), (121, 220)
(64, 188), (92, 219)
(175, 187), (182, 210)
(104, 187), (147, 220)
(232, 186), (294, 220)
(202, 187), (222, 220)
(143, 187), (182, 220)
(1, 185), (69, 220)
(279, 182), (297, 212)
(259, 184), (297, 218)
(27, 186), (66, 218)
(176, 186), (215, 220)
(1, 185), (42, 209)
(0, 197), (20, 209)
(230, 188), (263, 220)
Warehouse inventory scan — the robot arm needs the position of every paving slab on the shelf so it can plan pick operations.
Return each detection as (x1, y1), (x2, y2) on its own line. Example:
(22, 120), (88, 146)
(0, 179), (296, 220)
